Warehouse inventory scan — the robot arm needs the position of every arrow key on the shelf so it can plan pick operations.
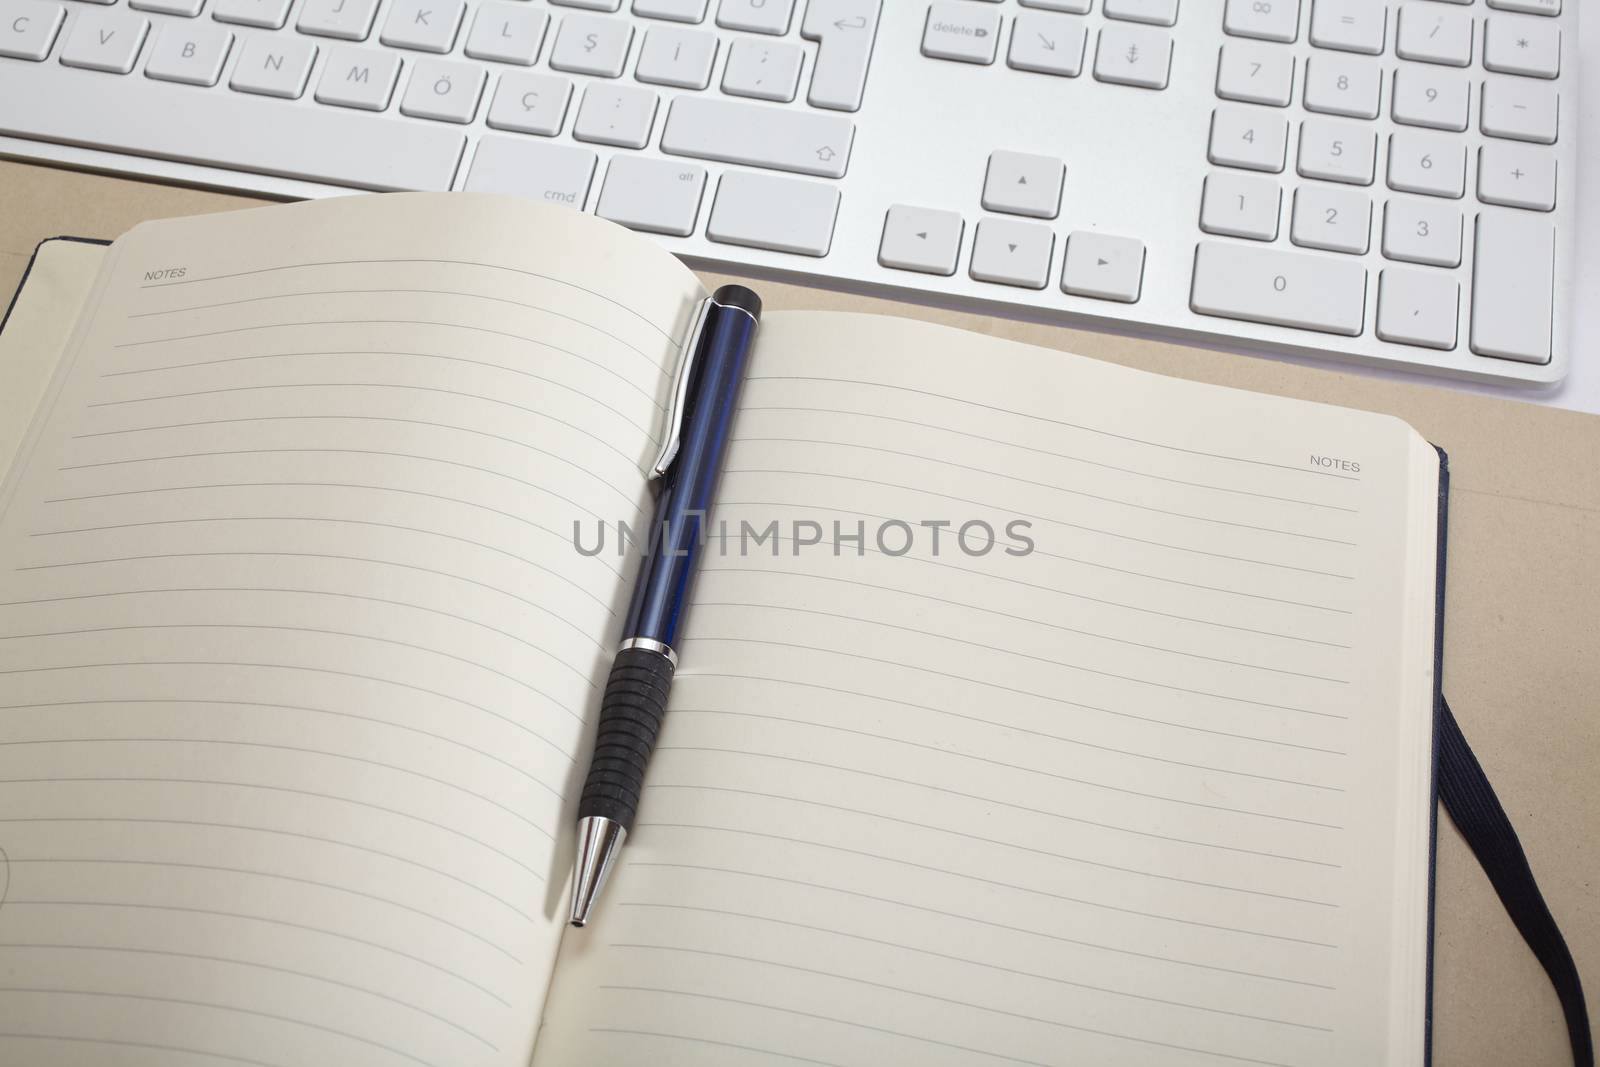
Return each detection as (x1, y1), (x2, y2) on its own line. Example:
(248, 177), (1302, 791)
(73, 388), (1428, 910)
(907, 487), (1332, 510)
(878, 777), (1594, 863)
(879, 204), (964, 275)
(1007, 12), (1087, 77)
(971, 217), (1054, 289)
(982, 149), (1064, 219)
(1062, 231), (1146, 302)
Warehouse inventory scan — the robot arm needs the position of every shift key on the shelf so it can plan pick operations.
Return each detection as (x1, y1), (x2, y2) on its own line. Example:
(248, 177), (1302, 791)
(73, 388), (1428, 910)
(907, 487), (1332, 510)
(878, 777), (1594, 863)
(661, 96), (854, 178)
(1190, 241), (1367, 336)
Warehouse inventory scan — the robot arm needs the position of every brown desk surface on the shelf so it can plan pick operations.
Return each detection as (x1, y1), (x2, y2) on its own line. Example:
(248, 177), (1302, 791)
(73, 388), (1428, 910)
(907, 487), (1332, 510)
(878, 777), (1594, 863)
(1, 159), (1595, 1066)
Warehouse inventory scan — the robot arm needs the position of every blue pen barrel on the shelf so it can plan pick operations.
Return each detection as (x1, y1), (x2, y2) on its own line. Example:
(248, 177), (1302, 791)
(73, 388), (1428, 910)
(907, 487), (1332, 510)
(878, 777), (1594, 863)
(622, 286), (760, 649)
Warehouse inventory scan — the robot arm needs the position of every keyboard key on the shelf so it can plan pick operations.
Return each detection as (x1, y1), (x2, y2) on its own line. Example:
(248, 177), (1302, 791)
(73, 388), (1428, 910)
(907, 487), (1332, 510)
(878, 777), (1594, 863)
(1061, 231), (1145, 302)
(1199, 171), (1281, 240)
(597, 155), (706, 235)
(1215, 42), (1294, 106)
(552, 0), (621, 9)
(635, 25), (716, 88)
(1021, 0), (1089, 10)
(970, 218), (1054, 289)
(1377, 268), (1459, 349)
(1093, 23), (1171, 88)
(661, 96), (854, 178)
(716, 0), (793, 34)
(1487, 0), (1558, 13)
(721, 38), (802, 101)
(707, 171), (839, 256)
(572, 83), (657, 147)
(1290, 184), (1370, 253)
(1477, 142), (1556, 210)
(399, 57), (483, 122)
(1382, 198), (1461, 266)
(465, 136), (595, 205)
(878, 205), (964, 275)
(1391, 67), (1469, 131)
(315, 45), (400, 109)
(211, 0), (286, 27)
(1303, 53), (1379, 118)
(1470, 211), (1553, 362)
(634, 0), (708, 21)
(1483, 16), (1560, 78)
(1103, 0), (1176, 27)
(0, 58), (463, 189)
(464, 3), (547, 64)
(1308, 0), (1385, 54)
(0, 0), (65, 60)
(229, 35), (315, 97)
(59, 9), (147, 72)
(549, 13), (633, 76)
(1190, 241), (1366, 335)
(485, 71), (571, 134)
(1008, 12), (1087, 77)
(1207, 107), (1286, 172)
(380, 0), (464, 52)
(1395, 4), (1472, 66)
(296, 0), (379, 39)
(1223, 0), (1298, 43)
(1480, 78), (1557, 143)
(800, 0), (882, 111)
(131, 0), (204, 17)
(1386, 130), (1464, 197)
(144, 21), (231, 85)
(923, 1), (1000, 65)
(1296, 118), (1374, 184)
(981, 150), (1063, 219)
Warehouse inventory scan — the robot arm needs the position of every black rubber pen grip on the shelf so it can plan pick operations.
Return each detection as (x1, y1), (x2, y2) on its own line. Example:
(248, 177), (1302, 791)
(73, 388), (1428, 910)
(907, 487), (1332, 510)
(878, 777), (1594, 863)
(578, 647), (675, 831)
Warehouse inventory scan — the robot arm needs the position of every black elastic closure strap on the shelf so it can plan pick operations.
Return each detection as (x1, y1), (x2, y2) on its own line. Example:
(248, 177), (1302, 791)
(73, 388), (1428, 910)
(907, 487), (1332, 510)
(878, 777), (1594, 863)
(1438, 697), (1592, 1067)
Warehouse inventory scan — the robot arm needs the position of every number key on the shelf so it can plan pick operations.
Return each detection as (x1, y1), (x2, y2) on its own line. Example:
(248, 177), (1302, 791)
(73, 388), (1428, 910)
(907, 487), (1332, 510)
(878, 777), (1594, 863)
(1303, 53), (1380, 118)
(1223, 0), (1299, 43)
(1391, 67), (1469, 131)
(1199, 171), (1282, 240)
(1296, 117), (1375, 185)
(1290, 184), (1370, 253)
(1207, 106), (1287, 172)
(1382, 198), (1462, 267)
(1216, 42), (1295, 106)
(1387, 130), (1465, 197)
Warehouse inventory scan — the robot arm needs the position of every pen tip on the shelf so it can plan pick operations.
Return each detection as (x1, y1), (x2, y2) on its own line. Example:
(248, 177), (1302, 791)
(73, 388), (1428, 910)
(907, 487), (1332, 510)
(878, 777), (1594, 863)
(569, 815), (626, 929)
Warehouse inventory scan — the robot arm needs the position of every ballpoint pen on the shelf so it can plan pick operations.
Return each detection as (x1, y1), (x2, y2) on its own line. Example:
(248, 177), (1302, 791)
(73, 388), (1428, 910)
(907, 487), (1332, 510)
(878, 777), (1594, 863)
(569, 283), (762, 928)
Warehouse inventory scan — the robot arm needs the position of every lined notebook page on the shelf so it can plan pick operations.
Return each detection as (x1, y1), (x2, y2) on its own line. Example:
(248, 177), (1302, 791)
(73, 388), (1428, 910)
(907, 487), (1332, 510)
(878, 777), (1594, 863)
(533, 313), (1441, 1067)
(0, 194), (703, 1067)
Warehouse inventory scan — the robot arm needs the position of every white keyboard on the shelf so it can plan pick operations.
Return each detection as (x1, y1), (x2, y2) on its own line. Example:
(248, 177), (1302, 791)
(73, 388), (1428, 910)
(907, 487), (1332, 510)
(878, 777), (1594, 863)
(0, 0), (1579, 386)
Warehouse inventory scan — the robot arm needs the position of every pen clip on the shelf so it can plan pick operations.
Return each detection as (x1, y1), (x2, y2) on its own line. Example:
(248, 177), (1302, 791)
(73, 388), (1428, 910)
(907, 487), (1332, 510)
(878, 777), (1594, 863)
(649, 295), (713, 480)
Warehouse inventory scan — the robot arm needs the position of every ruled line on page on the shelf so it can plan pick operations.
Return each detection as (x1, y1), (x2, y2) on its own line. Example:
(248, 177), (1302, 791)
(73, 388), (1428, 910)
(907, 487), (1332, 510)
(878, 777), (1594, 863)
(0, 1032), (289, 1067)
(587, 1028), (845, 1067)
(127, 287), (667, 367)
(721, 470), (1357, 580)
(702, 564), (1351, 650)
(21, 522), (622, 613)
(731, 437), (1358, 546)
(110, 320), (665, 408)
(2, 554), (610, 651)
(0, 764), (551, 863)
(2, 899), (511, 1007)
(628, 860), (1339, 950)
(0, 623), (593, 723)
(695, 599), (1349, 685)
(134, 257), (683, 344)
(605, 916), (1336, 1030)
(0, 943), (495, 1048)
(709, 502), (1354, 616)
(0, 858), (519, 962)
(83, 382), (652, 469)
(742, 375), (1361, 482)
(736, 405), (1360, 513)
(598, 947), (1310, 1067)
(686, 670), (1345, 759)
(0, 814), (540, 915)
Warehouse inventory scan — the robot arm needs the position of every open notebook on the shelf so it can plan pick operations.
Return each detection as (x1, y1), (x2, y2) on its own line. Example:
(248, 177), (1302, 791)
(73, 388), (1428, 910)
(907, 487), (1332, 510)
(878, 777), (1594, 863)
(0, 194), (1445, 1067)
